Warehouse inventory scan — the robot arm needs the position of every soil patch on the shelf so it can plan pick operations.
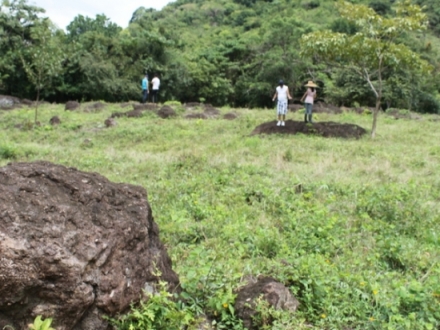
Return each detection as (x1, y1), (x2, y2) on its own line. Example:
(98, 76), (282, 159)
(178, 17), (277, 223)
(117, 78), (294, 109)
(158, 105), (177, 118)
(251, 120), (367, 139)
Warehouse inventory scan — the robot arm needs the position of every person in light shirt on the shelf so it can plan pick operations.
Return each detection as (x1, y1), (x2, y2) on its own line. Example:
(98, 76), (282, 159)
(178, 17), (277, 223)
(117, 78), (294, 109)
(151, 74), (161, 103)
(300, 81), (318, 123)
(272, 80), (292, 126)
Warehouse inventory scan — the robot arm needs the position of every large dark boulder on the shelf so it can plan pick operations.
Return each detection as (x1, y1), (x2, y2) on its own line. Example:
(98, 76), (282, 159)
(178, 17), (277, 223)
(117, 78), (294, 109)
(0, 161), (179, 330)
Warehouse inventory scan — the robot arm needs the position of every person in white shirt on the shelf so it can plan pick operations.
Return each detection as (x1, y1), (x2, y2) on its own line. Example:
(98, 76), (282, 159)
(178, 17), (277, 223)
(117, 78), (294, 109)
(300, 81), (318, 123)
(151, 74), (161, 103)
(272, 80), (292, 126)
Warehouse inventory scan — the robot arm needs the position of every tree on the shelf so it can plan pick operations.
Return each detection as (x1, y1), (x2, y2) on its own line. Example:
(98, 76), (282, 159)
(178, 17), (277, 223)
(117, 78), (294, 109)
(300, 0), (432, 137)
(21, 21), (63, 123)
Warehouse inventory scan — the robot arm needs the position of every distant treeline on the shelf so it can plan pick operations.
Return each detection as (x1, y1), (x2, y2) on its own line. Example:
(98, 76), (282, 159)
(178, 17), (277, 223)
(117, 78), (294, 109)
(1, 0), (440, 112)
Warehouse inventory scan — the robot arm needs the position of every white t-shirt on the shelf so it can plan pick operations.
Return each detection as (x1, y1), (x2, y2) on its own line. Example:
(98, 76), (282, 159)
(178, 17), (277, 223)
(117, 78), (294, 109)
(276, 85), (288, 101)
(152, 77), (160, 90)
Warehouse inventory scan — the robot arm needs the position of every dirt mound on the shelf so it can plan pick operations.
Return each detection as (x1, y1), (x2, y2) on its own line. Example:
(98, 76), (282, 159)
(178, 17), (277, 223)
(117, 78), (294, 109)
(386, 108), (422, 120)
(223, 112), (238, 120)
(185, 113), (209, 119)
(133, 103), (158, 111)
(314, 102), (342, 114)
(251, 120), (367, 139)
(204, 105), (220, 116)
(85, 102), (105, 112)
(49, 116), (61, 125)
(126, 109), (143, 118)
(65, 101), (80, 111)
(158, 105), (176, 118)
(0, 161), (179, 330)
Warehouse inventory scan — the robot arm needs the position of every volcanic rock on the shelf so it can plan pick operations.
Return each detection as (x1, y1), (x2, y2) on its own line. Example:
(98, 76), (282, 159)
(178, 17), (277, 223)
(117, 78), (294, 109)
(65, 101), (80, 111)
(157, 105), (176, 118)
(235, 277), (299, 330)
(49, 116), (61, 125)
(0, 161), (179, 330)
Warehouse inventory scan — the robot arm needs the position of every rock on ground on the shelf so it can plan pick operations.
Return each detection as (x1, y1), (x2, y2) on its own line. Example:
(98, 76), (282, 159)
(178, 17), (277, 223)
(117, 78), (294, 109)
(49, 116), (61, 125)
(157, 105), (176, 118)
(65, 101), (80, 111)
(234, 277), (299, 330)
(0, 161), (179, 330)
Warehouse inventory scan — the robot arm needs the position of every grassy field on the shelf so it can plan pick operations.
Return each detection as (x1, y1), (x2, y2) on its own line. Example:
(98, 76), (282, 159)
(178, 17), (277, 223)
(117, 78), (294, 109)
(1, 104), (439, 329)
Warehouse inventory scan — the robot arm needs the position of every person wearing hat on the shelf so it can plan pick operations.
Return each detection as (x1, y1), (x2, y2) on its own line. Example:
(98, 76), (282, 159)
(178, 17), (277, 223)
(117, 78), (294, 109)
(272, 80), (292, 126)
(141, 74), (149, 104)
(300, 81), (318, 123)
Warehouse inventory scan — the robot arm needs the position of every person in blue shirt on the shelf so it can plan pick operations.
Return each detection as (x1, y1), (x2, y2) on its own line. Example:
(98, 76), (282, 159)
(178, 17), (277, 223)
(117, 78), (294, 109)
(142, 74), (149, 103)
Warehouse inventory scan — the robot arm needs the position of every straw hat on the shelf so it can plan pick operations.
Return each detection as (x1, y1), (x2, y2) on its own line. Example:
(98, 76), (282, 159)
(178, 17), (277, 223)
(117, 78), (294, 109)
(304, 81), (318, 88)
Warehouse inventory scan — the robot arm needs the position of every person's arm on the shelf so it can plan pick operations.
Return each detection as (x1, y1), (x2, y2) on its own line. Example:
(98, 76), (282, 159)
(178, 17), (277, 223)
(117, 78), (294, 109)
(272, 92), (277, 102)
(300, 91), (307, 102)
(287, 88), (292, 100)
(313, 91), (317, 99)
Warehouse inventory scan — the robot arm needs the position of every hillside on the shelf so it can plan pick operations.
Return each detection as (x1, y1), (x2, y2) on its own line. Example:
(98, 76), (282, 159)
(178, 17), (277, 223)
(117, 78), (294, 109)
(0, 0), (439, 111)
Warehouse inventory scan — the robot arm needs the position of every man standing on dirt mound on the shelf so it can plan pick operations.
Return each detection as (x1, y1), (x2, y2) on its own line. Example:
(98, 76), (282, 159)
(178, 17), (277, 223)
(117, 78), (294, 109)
(142, 74), (149, 103)
(151, 74), (160, 103)
(272, 80), (292, 126)
(300, 81), (318, 123)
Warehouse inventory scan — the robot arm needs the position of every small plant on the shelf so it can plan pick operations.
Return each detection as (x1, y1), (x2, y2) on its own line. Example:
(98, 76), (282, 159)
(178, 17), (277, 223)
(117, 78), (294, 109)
(28, 316), (55, 330)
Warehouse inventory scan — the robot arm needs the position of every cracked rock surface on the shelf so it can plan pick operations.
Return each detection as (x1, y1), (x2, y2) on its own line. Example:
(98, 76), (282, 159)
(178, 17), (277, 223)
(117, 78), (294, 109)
(0, 161), (179, 329)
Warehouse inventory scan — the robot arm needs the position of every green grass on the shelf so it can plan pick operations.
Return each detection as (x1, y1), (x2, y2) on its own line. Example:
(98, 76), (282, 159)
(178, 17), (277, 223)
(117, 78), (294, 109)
(1, 104), (439, 329)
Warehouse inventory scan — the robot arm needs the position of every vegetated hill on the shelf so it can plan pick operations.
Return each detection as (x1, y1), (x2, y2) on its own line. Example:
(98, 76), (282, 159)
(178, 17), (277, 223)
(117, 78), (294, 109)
(127, 0), (440, 110)
(1, 0), (439, 111)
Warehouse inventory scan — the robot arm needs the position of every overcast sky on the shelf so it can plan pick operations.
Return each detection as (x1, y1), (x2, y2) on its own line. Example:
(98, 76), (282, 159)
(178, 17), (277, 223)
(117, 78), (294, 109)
(31, 0), (174, 30)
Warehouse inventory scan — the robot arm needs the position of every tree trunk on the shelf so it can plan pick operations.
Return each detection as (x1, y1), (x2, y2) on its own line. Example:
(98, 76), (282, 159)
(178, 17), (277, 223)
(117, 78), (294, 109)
(35, 88), (40, 125)
(371, 96), (381, 138)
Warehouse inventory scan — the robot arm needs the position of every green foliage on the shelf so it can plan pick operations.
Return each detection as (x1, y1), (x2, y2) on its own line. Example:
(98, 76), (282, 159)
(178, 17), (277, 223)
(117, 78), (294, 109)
(108, 282), (196, 330)
(28, 316), (55, 330)
(0, 144), (18, 159)
(1, 104), (440, 329)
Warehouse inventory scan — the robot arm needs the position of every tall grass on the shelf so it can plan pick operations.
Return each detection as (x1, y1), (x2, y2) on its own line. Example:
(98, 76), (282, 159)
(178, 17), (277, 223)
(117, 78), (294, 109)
(1, 104), (439, 329)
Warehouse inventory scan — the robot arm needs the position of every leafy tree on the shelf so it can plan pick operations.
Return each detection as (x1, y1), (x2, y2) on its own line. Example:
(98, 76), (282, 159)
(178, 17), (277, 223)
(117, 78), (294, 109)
(0, 0), (45, 96)
(21, 21), (63, 123)
(301, 0), (432, 137)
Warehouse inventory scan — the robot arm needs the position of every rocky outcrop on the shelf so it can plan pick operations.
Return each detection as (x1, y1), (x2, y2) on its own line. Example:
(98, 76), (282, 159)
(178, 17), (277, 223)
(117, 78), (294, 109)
(0, 161), (179, 330)
(234, 277), (299, 330)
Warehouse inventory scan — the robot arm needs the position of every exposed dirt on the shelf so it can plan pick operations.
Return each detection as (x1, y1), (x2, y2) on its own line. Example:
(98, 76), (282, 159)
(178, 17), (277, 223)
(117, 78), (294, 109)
(251, 120), (367, 139)
(65, 101), (80, 111)
(158, 105), (177, 118)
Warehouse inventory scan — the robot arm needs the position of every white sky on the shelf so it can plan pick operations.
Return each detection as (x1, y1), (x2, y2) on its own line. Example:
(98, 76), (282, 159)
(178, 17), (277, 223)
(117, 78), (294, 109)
(31, 0), (174, 30)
